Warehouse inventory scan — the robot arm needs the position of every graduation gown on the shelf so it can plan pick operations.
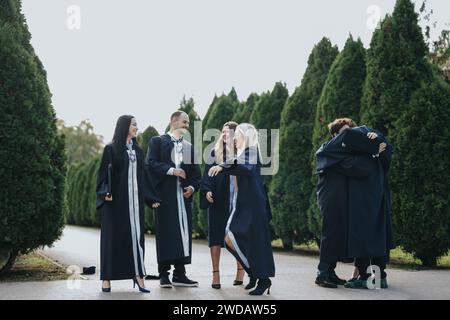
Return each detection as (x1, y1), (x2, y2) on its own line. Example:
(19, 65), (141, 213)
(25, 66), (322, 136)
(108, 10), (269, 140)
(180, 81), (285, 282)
(145, 134), (201, 264)
(220, 147), (275, 279)
(315, 126), (394, 262)
(96, 143), (160, 280)
(200, 150), (232, 247)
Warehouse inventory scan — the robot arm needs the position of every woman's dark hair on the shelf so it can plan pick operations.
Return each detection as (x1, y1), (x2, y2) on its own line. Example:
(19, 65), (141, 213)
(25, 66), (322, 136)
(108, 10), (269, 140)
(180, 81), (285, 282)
(112, 115), (140, 156)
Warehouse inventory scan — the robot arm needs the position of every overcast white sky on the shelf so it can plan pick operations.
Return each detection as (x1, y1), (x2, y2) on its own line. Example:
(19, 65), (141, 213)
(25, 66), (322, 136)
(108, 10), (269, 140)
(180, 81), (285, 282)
(21, 0), (449, 143)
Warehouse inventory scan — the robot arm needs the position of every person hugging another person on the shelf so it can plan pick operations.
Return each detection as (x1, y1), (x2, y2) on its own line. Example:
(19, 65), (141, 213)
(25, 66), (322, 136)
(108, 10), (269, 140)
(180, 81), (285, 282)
(208, 123), (275, 295)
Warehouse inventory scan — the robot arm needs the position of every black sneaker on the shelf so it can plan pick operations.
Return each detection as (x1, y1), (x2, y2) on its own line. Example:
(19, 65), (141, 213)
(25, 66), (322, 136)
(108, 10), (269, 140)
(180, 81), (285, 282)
(330, 272), (347, 285)
(172, 274), (199, 287)
(159, 274), (173, 288)
(315, 276), (338, 289)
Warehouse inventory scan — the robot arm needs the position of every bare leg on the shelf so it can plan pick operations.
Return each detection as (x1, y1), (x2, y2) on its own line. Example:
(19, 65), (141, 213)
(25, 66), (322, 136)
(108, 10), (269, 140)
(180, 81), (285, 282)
(225, 234), (235, 251)
(102, 280), (111, 288)
(136, 276), (146, 288)
(351, 266), (359, 279)
(235, 260), (244, 282)
(210, 245), (221, 284)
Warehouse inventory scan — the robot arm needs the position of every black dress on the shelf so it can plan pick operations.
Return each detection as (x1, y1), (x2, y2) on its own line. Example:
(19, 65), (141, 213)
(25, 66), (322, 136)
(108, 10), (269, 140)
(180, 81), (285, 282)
(219, 147), (275, 279)
(200, 150), (233, 247)
(96, 143), (160, 280)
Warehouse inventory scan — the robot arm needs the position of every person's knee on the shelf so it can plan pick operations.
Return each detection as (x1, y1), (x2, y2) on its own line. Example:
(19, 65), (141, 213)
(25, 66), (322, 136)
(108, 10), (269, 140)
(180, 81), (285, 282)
(224, 235), (233, 249)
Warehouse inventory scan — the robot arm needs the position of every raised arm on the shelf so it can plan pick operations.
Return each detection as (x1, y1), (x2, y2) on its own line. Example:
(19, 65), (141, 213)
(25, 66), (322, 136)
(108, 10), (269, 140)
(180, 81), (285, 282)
(342, 128), (381, 155)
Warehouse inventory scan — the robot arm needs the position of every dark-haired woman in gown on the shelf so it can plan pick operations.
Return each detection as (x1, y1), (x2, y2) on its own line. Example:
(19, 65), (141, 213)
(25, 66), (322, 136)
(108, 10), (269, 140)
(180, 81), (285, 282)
(96, 115), (161, 293)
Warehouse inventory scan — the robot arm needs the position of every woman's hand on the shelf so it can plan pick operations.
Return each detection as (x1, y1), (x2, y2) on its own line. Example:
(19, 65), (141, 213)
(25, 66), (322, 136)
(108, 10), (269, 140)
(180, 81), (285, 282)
(379, 142), (387, 154)
(206, 191), (214, 203)
(152, 202), (160, 209)
(367, 132), (378, 140)
(105, 194), (113, 201)
(208, 165), (223, 177)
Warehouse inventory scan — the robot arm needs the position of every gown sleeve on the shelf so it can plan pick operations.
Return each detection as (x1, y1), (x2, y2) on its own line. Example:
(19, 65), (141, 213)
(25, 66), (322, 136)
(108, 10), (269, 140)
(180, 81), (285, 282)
(372, 130), (393, 173)
(342, 128), (381, 155)
(143, 167), (162, 207)
(185, 144), (202, 192)
(145, 136), (171, 189)
(96, 145), (113, 209)
(200, 152), (215, 209)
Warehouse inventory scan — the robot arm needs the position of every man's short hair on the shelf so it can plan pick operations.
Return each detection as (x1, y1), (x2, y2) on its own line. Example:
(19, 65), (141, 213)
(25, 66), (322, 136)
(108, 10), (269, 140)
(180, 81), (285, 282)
(328, 118), (357, 137)
(170, 110), (186, 122)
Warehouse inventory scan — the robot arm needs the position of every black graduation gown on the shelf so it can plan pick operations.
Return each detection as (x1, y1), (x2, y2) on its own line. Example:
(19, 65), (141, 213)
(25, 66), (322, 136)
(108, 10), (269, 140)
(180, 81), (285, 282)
(315, 126), (394, 263)
(145, 134), (201, 264)
(200, 150), (232, 247)
(96, 143), (160, 280)
(220, 147), (275, 279)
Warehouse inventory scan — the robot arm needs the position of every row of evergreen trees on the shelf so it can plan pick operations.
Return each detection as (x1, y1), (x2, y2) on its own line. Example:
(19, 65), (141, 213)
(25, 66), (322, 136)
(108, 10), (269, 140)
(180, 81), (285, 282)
(64, 0), (449, 266)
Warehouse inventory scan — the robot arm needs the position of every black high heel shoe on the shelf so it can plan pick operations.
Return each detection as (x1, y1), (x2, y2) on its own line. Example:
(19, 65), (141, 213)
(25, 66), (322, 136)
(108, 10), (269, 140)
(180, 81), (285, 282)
(211, 270), (221, 289)
(233, 268), (245, 285)
(133, 277), (150, 293)
(245, 276), (257, 290)
(102, 281), (111, 293)
(249, 278), (271, 296)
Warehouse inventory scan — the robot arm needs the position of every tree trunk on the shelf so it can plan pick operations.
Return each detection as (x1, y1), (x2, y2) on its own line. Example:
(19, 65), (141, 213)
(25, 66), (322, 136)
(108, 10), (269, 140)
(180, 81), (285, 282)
(282, 238), (293, 250)
(0, 250), (19, 276)
(420, 255), (437, 268)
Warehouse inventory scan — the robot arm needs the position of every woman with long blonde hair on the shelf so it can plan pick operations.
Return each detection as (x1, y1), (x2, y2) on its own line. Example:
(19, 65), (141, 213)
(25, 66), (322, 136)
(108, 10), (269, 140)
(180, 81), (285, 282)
(200, 121), (245, 289)
(208, 123), (275, 295)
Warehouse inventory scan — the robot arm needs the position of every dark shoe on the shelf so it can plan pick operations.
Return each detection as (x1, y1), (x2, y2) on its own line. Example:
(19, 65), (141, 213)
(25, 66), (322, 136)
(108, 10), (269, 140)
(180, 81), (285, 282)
(159, 274), (173, 288)
(249, 278), (271, 296)
(211, 270), (221, 289)
(172, 274), (199, 287)
(330, 271), (347, 285)
(245, 276), (257, 290)
(101, 280), (111, 292)
(83, 266), (96, 275)
(133, 277), (150, 293)
(233, 268), (244, 286)
(344, 278), (368, 289)
(315, 276), (338, 289)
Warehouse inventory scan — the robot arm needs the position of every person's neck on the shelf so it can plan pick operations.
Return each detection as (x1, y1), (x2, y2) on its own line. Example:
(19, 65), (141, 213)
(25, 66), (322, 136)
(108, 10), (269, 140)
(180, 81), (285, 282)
(126, 137), (133, 145)
(170, 129), (182, 139)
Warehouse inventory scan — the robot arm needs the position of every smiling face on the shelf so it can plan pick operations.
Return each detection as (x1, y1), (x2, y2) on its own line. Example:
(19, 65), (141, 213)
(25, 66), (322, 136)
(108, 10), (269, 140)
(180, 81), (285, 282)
(234, 129), (245, 150)
(222, 125), (234, 145)
(128, 117), (138, 139)
(172, 112), (190, 135)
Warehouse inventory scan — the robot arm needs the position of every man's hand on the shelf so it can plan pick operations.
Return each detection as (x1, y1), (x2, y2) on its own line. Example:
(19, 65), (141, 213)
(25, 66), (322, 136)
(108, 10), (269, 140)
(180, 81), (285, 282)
(152, 202), (160, 209)
(367, 132), (378, 140)
(183, 187), (194, 199)
(208, 165), (223, 177)
(206, 191), (214, 204)
(173, 168), (186, 179)
(105, 194), (113, 201)
(379, 142), (387, 154)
